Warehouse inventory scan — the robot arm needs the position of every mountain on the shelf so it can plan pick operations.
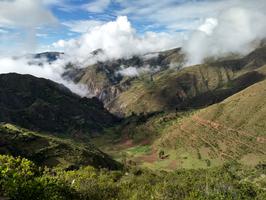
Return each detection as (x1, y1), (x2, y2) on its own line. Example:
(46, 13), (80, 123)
(157, 79), (266, 167)
(1, 46), (265, 172)
(0, 123), (121, 169)
(0, 73), (119, 136)
(33, 52), (63, 62)
(63, 48), (185, 109)
(63, 46), (266, 117)
(93, 79), (266, 170)
(107, 46), (266, 116)
(86, 46), (266, 170)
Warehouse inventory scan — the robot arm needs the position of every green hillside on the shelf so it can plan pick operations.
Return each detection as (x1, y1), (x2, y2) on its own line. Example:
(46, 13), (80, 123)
(0, 123), (121, 170)
(107, 47), (266, 116)
(0, 73), (118, 136)
(1, 47), (266, 198)
(156, 79), (266, 168)
(92, 79), (266, 170)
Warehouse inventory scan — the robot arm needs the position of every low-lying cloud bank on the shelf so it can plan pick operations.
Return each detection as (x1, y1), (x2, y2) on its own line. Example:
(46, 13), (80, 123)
(117, 65), (160, 77)
(0, 56), (89, 96)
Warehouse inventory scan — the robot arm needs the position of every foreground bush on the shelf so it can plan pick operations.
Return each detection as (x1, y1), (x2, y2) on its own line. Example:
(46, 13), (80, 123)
(0, 155), (265, 200)
(0, 155), (76, 200)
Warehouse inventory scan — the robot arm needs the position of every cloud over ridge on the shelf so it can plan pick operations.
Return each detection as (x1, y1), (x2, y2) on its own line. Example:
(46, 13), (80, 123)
(53, 16), (182, 66)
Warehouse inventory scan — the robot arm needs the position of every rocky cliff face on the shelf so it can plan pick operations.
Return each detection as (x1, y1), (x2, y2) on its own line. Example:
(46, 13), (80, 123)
(63, 48), (185, 108)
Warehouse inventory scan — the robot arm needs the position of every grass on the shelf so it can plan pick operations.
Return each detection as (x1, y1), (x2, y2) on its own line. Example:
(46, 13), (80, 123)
(91, 110), (227, 171)
(92, 80), (266, 171)
(0, 123), (121, 170)
(126, 145), (152, 155)
(108, 47), (266, 118)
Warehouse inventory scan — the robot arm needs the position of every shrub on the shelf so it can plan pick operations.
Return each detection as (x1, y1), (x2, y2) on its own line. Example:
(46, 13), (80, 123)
(0, 155), (76, 200)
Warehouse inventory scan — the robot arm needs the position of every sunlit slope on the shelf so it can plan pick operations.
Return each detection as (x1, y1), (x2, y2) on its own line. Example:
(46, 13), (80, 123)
(108, 47), (266, 116)
(158, 80), (266, 166)
(65, 48), (185, 108)
(94, 79), (266, 170)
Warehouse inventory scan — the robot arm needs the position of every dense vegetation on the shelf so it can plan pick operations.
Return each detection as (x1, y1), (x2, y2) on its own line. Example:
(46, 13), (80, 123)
(0, 154), (265, 200)
(0, 73), (118, 136)
(0, 123), (121, 170)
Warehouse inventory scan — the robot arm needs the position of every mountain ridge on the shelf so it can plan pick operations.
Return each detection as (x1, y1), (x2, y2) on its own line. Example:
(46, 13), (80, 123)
(0, 73), (119, 136)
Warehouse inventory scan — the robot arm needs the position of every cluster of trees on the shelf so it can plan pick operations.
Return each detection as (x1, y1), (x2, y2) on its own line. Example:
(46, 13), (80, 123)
(0, 155), (265, 200)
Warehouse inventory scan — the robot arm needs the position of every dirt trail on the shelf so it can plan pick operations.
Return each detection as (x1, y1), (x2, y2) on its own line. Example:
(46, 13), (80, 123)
(192, 116), (256, 139)
(191, 116), (266, 155)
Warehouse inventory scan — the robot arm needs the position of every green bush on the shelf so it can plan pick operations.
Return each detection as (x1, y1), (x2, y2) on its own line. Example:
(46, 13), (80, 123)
(1, 155), (265, 200)
(0, 155), (76, 200)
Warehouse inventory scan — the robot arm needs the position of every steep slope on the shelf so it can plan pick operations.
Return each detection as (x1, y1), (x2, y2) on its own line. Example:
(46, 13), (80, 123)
(156, 79), (266, 167)
(93, 79), (266, 170)
(63, 48), (184, 107)
(108, 46), (266, 116)
(0, 123), (121, 169)
(0, 73), (118, 136)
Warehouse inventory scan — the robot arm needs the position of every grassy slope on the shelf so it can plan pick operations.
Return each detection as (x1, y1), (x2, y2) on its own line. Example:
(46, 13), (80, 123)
(0, 123), (121, 170)
(108, 65), (235, 115)
(93, 79), (266, 171)
(157, 79), (266, 169)
(108, 47), (266, 116)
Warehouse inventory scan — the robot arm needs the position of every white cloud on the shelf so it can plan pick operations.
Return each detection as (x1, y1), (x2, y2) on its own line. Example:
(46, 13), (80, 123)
(0, 0), (57, 28)
(0, 0), (58, 55)
(117, 65), (160, 77)
(184, 1), (266, 65)
(62, 20), (104, 33)
(198, 18), (218, 35)
(53, 16), (183, 66)
(83, 0), (111, 13)
(115, 0), (235, 31)
(117, 66), (139, 77)
(42, 0), (62, 5)
(115, 0), (266, 33)
(52, 39), (67, 49)
(0, 55), (88, 96)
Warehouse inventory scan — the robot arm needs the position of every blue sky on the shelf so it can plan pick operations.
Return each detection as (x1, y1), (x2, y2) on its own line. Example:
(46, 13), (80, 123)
(39, 0), (198, 43)
(0, 0), (265, 55)
(0, 0), (220, 54)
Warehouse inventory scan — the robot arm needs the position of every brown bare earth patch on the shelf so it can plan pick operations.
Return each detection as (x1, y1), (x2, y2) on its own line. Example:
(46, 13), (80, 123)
(168, 160), (178, 170)
(121, 139), (134, 148)
(138, 150), (158, 163)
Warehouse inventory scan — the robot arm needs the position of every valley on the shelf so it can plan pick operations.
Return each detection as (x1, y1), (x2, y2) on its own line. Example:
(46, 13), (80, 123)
(0, 1), (266, 198)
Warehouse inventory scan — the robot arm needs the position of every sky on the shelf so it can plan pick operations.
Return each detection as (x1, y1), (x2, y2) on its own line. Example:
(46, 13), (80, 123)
(1, 0), (264, 55)
(0, 0), (265, 60)
(0, 0), (265, 95)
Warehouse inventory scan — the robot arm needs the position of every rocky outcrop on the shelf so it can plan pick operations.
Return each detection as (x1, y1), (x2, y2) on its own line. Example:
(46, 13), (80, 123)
(63, 48), (185, 108)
